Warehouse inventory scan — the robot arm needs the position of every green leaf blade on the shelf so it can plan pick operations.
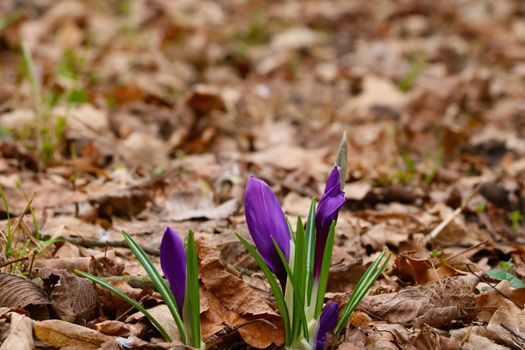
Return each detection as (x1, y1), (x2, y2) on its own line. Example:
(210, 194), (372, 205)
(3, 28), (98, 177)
(314, 221), (336, 318)
(304, 198), (317, 304)
(184, 231), (202, 348)
(76, 270), (173, 342)
(334, 250), (391, 335)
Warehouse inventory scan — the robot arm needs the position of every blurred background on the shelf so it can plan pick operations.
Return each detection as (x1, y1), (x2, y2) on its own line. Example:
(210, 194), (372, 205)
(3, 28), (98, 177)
(1, 1), (525, 251)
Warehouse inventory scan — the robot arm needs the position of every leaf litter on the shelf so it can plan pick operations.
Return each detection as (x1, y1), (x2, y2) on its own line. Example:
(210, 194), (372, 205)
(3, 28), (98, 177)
(0, 0), (525, 349)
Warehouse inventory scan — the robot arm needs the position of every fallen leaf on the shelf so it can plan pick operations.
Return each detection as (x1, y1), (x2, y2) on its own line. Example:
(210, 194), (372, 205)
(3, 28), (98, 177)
(0, 273), (51, 320)
(362, 275), (478, 327)
(186, 84), (226, 112)
(89, 256), (125, 277)
(163, 193), (238, 221)
(95, 320), (130, 337)
(0, 312), (34, 350)
(450, 326), (511, 350)
(127, 304), (180, 342)
(338, 76), (406, 119)
(39, 268), (98, 323)
(34, 320), (113, 349)
(197, 239), (284, 348)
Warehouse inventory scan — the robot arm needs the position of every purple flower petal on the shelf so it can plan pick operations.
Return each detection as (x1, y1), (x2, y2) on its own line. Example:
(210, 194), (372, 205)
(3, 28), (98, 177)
(314, 166), (346, 278)
(244, 176), (290, 288)
(315, 302), (339, 350)
(160, 227), (186, 312)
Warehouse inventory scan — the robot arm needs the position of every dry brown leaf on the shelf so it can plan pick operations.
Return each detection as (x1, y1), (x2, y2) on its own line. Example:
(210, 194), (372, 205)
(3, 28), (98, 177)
(362, 275), (478, 327)
(338, 76), (406, 119)
(95, 320), (130, 337)
(119, 132), (169, 170)
(361, 223), (409, 250)
(0, 273), (51, 320)
(0, 312), (34, 350)
(186, 84), (226, 112)
(410, 324), (458, 350)
(197, 239), (284, 348)
(34, 320), (113, 348)
(163, 192), (238, 221)
(364, 323), (410, 350)
(127, 304), (181, 342)
(89, 256), (125, 277)
(39, 269), (98, 323)
(450, 326), (511, 350)
(486, 298), (525, 349)
(476, 280), (525, 322)
(34, 256), (94, 272)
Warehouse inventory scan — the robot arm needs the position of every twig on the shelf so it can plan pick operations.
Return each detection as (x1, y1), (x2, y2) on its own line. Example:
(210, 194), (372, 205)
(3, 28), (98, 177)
(28, 251), (37, 277)
(40, 234), (160, 256)
(500, 323), (525, 345)
(0, 256), (29, 269)
(429, 184), (481, 240)
(466, 264), (523, 308)
(447, 240), (488, 262)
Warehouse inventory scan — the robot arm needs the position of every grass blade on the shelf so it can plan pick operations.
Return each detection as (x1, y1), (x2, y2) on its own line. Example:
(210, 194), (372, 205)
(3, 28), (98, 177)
(334, 249), (391, 335)
(121, 231), (187, 343)
(304, 198), (317, 304)
(293, 216), (307, 338)
(0, 187), (12, 256)
(76, 270), (173, 342)
(236, 233), (292, 345)
(184, 230), (202, 348)
(314, 221), (336, 318)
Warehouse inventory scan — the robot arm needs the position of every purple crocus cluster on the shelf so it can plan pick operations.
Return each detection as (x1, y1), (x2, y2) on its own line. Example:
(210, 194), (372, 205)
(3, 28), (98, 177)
(244, 166), (346, 349)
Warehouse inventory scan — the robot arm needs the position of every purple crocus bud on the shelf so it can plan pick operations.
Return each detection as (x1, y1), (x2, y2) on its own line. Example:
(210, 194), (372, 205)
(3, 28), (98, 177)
(160, 227), (186, 312)
(314, 166), (346, 279)
(314, 302), (339, 350)
(244, 176), (291, 288)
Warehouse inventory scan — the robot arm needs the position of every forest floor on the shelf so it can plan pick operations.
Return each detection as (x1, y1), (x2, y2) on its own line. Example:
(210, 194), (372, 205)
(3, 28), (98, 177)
(0, 0), (525, 349)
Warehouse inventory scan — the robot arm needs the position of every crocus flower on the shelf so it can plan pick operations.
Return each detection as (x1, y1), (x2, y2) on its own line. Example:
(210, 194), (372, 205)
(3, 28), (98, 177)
(314, 166), (346, 278)
(313, 302), (339, 350)
(160, 227), (186, 312)
(244, 176), (291, 288)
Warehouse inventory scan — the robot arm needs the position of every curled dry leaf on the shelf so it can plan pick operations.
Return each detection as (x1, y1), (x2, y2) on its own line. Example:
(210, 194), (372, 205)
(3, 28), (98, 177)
(197, 239), (284, 348)
(89, 255), (125, 277)
(127, 304), (181, 342)
(362, 275), (478, 327)
(39, 268), (98, 323)
(95, 320), (130, 337)
(0, 312), (34, 350)
(33, 319), (113, 349)
(450, 326), (511, 350)
(475, 281), (525, 349)
(0, 273), (51, 320)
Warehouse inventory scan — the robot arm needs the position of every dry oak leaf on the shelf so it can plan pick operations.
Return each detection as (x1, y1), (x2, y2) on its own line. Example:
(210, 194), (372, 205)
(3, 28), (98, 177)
(127, 304), (181, 342)
(197, 239), (284, 348)
(484, 284), (525, 349)
(39, 268), (98, 323)
(95, 320), (130, 337)
(362, 275), (478, 327)
(0, 273), (51, 320)
(450, 326), (511, 350)
(0, 312), (34, 350)
(34, 320), (113, 349)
